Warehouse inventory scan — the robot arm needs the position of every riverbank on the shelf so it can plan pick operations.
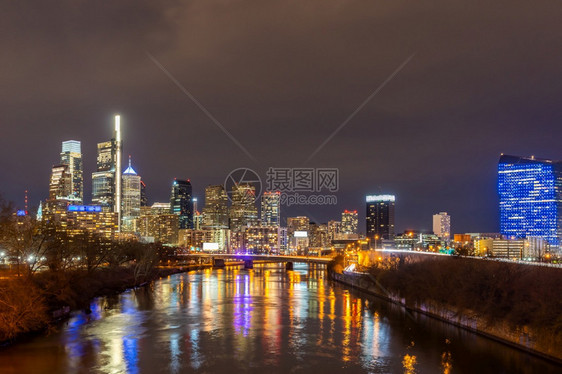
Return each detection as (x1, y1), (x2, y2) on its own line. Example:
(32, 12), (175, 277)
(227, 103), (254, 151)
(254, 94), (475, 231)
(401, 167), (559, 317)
(0, 264), (204, 346)
(330, 269), (562, 364)
(0, 260), (272, 346)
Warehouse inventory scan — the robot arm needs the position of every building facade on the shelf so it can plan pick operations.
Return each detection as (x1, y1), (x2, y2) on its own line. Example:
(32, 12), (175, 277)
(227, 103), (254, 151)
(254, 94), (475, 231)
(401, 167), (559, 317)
(170, 179), (193, 230)
(245, 226), (281, 254)
(229, 183), (258, 231)
(140, 180), (147, 207)
(49, 164), (72, 201)
(121, 157), (141, 233)
(138, 203), (179, 244)
(92, 140), (117, 209)
(261, 191), (281, 227)
(91, 115), (122, 232)
(42, 203), (118, 241)
(60, 140), (83, 203)
(287, 216), (309, 252)
(341, 210), (358, 235)
(433, 212), (451, 240)
(498, 154), (562, 249)
(366, 194), (395, 240)
(202, 185), (229, 229)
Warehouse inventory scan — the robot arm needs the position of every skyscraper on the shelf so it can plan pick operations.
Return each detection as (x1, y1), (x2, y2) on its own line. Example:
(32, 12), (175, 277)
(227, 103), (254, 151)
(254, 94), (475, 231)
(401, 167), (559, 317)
(170, 179), (193, 229)
(121, 156), (141, 233)
(433, 212), (451, 240)
(202, 185), (229, 229)
(92, 140), (116, 209)
(498, 154), (562, 248)
(114, 115), (122, 232)
(60, 140), (83, 203)
(229, 183), (258, 231)
(92, 115), (122, 231)
(140, 180), (148, 207)
(261, 191), (281, 227)
(49, 164), (72, 201)
(366, 195), (395, 240)
(341, 210), (358, 235)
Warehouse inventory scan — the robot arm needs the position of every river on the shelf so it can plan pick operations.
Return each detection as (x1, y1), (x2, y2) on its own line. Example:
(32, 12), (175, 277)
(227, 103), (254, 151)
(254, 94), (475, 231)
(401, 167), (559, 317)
(0, 263), (559, 373)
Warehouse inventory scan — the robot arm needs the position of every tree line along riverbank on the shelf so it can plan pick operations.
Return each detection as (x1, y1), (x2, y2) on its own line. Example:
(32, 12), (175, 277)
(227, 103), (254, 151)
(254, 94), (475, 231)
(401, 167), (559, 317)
(0, 197), (200, 344)
(0, 247), (190, 345)
(328, 255), (562, 362)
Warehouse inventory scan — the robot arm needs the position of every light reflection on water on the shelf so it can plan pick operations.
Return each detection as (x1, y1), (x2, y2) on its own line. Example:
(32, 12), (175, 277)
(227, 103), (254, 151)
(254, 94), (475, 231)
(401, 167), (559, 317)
(0, 263), (560, 373)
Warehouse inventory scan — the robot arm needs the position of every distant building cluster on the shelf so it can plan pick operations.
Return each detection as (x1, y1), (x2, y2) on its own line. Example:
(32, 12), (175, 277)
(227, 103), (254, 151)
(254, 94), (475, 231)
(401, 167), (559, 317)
(28, 124), (562, 262)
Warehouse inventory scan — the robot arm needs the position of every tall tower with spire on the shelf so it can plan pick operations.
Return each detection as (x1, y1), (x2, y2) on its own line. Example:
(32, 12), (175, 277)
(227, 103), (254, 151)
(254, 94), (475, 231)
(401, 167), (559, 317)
(114, 115), (122, 232)
(92, 115), (122, 232)
(122, 155), (141, 233)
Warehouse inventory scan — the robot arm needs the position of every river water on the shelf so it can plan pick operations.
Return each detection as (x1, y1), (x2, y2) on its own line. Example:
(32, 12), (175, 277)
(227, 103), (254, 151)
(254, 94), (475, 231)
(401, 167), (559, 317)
(0, 263), (559, 373)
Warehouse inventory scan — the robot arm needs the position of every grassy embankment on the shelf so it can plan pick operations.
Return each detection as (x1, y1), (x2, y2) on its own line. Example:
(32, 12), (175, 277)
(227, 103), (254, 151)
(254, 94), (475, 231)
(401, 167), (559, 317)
(330, 254), (562, 358)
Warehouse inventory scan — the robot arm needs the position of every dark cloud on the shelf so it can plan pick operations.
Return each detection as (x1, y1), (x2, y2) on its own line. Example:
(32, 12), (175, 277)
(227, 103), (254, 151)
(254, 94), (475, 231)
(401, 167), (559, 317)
(1, 0), (561, 233)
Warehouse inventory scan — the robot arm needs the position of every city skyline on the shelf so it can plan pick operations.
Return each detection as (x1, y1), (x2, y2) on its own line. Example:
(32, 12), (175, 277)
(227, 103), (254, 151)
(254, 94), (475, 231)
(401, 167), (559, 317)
(1, 3), (561, 371)
(8, 124), (562, 235)
(1, 1), (561, 234)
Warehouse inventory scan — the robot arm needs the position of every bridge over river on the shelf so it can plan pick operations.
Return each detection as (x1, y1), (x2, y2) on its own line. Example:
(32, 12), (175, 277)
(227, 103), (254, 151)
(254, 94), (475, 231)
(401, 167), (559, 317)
(182, 253), (333, 269)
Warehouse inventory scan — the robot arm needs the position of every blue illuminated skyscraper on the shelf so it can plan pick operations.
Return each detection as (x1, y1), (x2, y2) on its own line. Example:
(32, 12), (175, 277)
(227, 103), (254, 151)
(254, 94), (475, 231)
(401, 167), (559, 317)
(498, 155), (562, 248)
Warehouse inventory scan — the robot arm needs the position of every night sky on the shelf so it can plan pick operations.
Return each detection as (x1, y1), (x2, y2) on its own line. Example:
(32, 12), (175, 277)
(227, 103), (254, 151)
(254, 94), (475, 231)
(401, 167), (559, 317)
(1, 1), (561, 234)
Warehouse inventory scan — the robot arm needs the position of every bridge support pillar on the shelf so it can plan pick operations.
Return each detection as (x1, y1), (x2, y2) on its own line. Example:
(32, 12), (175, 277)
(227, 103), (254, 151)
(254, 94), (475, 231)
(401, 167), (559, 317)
(285, 262), (294, 271)
(244, 260), (253, 269)
(213, 258), (225, 268)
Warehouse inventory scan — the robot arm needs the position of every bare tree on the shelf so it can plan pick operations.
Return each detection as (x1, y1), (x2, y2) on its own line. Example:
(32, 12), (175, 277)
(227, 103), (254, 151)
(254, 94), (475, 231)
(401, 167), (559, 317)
(0, 209), (54, 278)
(0, 279), (49, 340)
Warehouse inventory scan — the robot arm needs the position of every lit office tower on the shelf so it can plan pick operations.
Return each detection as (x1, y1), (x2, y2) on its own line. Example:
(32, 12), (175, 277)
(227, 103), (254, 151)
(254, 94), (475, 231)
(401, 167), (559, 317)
(170, 179), (193, 229)
(498, 154), (562, 248)
(261, 191), (281, 227)
(202, 185), (229, 229)
(433, 212), (451, 240)
(92, 140), (115, 208)
(366, 195), (395, 240)
(49, 164), (72, 200)
(60, 140), (83, 203)
(92, 115), (122, 227)
(341, 210), (358, 235)
(121, 157), (141, 233)
(229, 183), (258, 231)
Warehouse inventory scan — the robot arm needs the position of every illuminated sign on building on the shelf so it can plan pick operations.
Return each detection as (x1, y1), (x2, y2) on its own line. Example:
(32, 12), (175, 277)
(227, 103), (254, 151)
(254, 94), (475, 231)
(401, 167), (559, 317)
(366, 195), (395, 203)
(294, 231), (308, 238)
(202, 242), (219, 251)
(68, 205), (102, 213)
(16, 210), (27, 216)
